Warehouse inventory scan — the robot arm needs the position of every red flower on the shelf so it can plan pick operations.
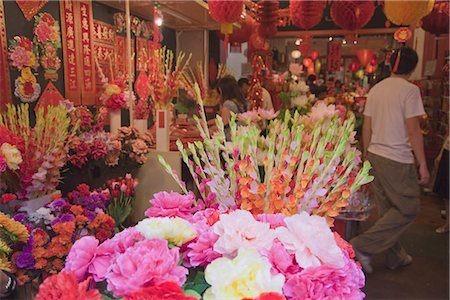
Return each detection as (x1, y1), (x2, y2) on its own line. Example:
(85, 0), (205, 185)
(242, 292), (286, 300)
(23, 81), (35, 95)
(124, 282), (196, 300)
(41, 13), (55, 26)
(17, 37), (33, 51)
(1, 193), (17, 204)
(77, 184), (91, 196)
(35, 272), (102, 300)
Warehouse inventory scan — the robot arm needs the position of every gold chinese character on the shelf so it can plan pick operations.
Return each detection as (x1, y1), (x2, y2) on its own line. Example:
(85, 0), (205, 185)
(84, 55), (91, 67)
(67, 39), (75, 51)
(82, 18), (88, 31)
(82, 32), (89, 43)
(68, 53), (75, 65)
(67, 26), (74, 39)
(80, 5), (87, 17)
(102, 27), (108, 40)
(83, 44), (91, 55)
(109, 29), (114, 41)
(66, 12), (74, 24)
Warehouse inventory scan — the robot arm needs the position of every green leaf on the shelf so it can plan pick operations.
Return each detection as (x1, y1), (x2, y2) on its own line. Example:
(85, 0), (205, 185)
(183, 289), (202, 299)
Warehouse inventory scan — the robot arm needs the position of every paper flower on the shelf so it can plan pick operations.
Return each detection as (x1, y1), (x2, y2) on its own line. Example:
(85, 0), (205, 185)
(204, 248), (285, 300)
(106, 238), (188, 297)
(136, 217), (197, 246)
(213, 210), (275, 257)
(275, 212), (344, 269)
(0, 143), (22, 170)
(145, 191), (198, 220)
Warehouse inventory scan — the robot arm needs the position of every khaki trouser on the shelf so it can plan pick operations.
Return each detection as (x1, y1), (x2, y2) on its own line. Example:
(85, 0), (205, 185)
(351, 152), (421, 265)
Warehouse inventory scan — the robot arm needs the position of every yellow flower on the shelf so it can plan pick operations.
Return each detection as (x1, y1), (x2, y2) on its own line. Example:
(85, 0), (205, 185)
(135, 217), (197, 246)
(0, 212), (29, 243)
(104, 84), (121, 97)
(0, 143), (22, 170)
(204, 248), (285, 300)
(0, 254), (12, 272)
(0, 240), (11, 255)
(28, 53), (36, 67)
(20, 67), (35, 82)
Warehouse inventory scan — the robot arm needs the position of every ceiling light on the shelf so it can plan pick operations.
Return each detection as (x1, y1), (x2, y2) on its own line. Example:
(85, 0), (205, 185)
(328, 37), (333, 41)
(295, 39), (301, 45)
(342, 39), (347, 45)
(291, 50), (301, 59)
(353, 40), (358, 45)
(155, 17), (163, 27)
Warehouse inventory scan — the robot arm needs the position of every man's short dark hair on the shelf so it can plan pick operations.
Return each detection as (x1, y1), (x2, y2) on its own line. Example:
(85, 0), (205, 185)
(238, 78), (249, 87)
(390, 46), (418, 75)
(307, 74), (316, 82)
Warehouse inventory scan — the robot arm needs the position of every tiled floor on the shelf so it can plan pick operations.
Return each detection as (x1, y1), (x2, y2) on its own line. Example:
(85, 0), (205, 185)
(356, 194), (449, 299)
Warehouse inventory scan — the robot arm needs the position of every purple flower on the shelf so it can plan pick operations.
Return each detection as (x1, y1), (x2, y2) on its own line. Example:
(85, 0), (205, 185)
(50, 217), (61, 226)
(85, 210), (96, 222)
(13, 213), (27, 223)
(60, 214), (75, 222)
(50, 198), (67, 210)
(15, 252), (35, 269)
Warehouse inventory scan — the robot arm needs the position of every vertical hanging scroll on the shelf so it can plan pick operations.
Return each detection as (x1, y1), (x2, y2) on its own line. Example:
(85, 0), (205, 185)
(327, 41), (342, 72)
(115, 35), (134, 80)
(0, 0), (11, 110)
(136, 37), (149, 72)
(60, 0), (81, 104)
(78, 1), (96, 105)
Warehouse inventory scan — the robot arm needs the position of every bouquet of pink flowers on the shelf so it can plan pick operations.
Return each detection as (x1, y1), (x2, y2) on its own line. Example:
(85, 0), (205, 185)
(106, 127), (153, 166)
(8, 36), (39, 70)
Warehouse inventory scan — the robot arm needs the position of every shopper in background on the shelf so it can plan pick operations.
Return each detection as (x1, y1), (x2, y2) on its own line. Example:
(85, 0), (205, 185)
(306, 74), (320, 97)
(350, 46), (430, 273)
(238, 77), (250, 98)
(434, 135), (449, 233)
(210, 76), (248, 140)
(238, 77), (274, 111)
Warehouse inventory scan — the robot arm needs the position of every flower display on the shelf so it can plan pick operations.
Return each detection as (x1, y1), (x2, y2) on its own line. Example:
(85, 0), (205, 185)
(107, 126), (153, 166)
(34, 13), (61, 81)
(8, 36), (38, 70)
(100, 83), (128, 112)
(14, 67), (41, 103)
(63, 236), (99, 281)
(125, 282), (197, 300)
(136, 217), (197, 246)
(145, 191), (198, 220)
(0, 142), (22, 170)
(0, 212), (30, 272)
(204, 248), (285, 300)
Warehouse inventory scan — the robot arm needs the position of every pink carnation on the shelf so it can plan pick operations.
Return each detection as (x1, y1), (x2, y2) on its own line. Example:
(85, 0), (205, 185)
(260, 240), (301, 278)
(184, 209), (221, 267)
(91, 139), (107, 160)
(145, 191), (198, 221)
(106, 238), (188, 298)
(105, 93), (127, 111)
(333, 232), (355, 259)
(35, 22), (53, 44)
(9, 46), (29, 69)
(256, 214), (287, 229)
(89, 227), (144, 282)
(63, 236), (99, 282)
(283, 251), (365, 300)
(0, 154), (7, 173)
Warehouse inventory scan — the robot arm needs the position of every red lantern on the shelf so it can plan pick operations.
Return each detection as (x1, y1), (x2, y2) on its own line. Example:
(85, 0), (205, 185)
(257, 0), (280, 39)
(356, 48), (374, 67)
(349, 61), (359, 72)
(218, 15), (256, 44)
(249, 33), (265, 49)
(307, 65), (315, 75)
(311, 50), (319, 60)
(303, 58), (312, 67)
(290, 0), (326, 29)
(370, 54), (378, 66)
(208, 0), (243, 34)
(330, 1), (375, 31)
(422, 1), (449, 36)
(366, 64), (376, 74)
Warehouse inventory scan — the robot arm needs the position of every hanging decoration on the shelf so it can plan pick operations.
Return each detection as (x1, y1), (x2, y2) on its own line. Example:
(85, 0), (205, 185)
(248, 55), (265, 109)
(208, 0), (243, 36)
(356, 48), (374, 67)
(257, 0), (279, 39)
(421, 1), (449, 36)
(327, 41), (342, 72)
(249, 32), (265, 49)
(330, 1), (375, 31)
(311, 50), (318, 60)
(365, 64), (376, 74)
(15, 0), (47, 21)
(0, 0), (12, 109)
(8, 36), (38, 70)
(349, 61), (359, 72)
(303, 57), (312, 67)
(314, 59), (321, 74)
(14, 67), (41, 103)
(383, 0), (434, 26)
(289, 0), (326, 30)
(393, 27), (412, 43)
(35, 81), (64, 112)
(218, 15), (256, 45)
(134, 71), (150, 121)
(33, 13), (61, 81)
(113, 12), (125, 33)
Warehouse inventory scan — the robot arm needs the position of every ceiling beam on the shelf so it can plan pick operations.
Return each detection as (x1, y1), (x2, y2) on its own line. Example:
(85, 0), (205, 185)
(275, 28), (399, 38)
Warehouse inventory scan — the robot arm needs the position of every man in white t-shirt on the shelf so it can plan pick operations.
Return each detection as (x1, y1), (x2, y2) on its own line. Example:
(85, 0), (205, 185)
(350, 46), (430, 274)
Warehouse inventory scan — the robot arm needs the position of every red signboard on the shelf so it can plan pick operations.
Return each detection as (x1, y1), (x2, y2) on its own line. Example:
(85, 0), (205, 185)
(327, 41), (342, 72)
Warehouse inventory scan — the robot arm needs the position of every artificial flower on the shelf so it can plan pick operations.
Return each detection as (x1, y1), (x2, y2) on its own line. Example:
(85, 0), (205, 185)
(213, 210), (275, 257)
(145, 191), (197, 220)
(0, 154), (6, 173)
(0, 143), (22, 170)
(63, 236), (99, 281)
(204, 248), (285, 300)
(1, 193), (17, 204)
(35, 22), (53, 44)
(106, 238), (188, 297)
(135, 217), (197, 246)
(35, 271), (102, 300)
(275, 212), (344, 269)
(0, 212), (29, 242)
(124, 281), (197, 300)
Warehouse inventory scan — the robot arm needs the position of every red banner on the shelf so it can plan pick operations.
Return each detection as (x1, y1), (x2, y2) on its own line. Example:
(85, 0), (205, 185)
(0, 0), (10, 110)
(136, 37), (149, 72)
(60, 0), (81, 104)
(79, 1), (95, 105)
(327, 41), (342, 72)
(93, 20), (115, 45)
(115, 35), (135, 80)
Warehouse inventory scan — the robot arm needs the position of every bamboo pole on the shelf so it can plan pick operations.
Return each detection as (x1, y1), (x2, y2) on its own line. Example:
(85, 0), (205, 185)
(125, 0), (134, 126)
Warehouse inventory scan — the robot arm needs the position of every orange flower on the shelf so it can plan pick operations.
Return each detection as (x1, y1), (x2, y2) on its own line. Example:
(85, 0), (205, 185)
(15, 269), (30, 285)
(52, 258), (63, 271)
(70, 205), (84, 216)
(35, 258), (48, 269)
(52, 221), (75, 236)
(33, 246), (46, 258)
(75, 215), (88, 226)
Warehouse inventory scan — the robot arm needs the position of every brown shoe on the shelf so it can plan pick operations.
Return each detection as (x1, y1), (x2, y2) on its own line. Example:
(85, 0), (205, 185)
(386, 254), (412, 270)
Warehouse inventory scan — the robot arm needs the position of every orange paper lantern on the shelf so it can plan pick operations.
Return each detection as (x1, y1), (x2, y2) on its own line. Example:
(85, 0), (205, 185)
(356, 48), (374, 67)
(383, 0), (434, 26)
(421, 1), (449, 35)
(290, 0), (326, 29)
(330, 1), (375, 31)
(366, 64), (376, 74)
(249, 33), (265, 49)
(307, 65), (315, 75)
(208, 0), (243, 34)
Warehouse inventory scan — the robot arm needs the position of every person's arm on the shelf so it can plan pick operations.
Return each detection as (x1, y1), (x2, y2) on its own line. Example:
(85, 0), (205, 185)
(362, 115), (372, 159)
(406, 116), (430, 185)
(0, 271), (16, 297)
(220, 106), (232, 126)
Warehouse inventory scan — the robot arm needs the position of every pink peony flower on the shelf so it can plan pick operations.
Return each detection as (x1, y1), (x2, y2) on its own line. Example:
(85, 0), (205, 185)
(283, 250), (365, 300)
(276, 212), (344, 269)
(145, 192), (198, 221)
(333, 232), (355, 259)
(256, 214), (286, 229)
(213, 210), (275, 258)
(106, 238), (188, 298)
(260, 240), (301, 278)
(185, 209), (221, 267)
(105, 93), (127, 111)
(9, 46), (29, 69)
(91, 139), (107, 160)
(35, 22), (53, 44)
(63, 236), (99, 282)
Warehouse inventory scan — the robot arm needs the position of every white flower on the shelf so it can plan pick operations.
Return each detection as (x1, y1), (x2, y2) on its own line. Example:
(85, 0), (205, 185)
(276, 212), (344, 269)
(0, 143), (22, 170)
(213, 210), (275, 257)
(309, 101), (338, 122)
(135, 216), (197, 246)
(291, 95), (310, 108)
(204, 248), (285, 300)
